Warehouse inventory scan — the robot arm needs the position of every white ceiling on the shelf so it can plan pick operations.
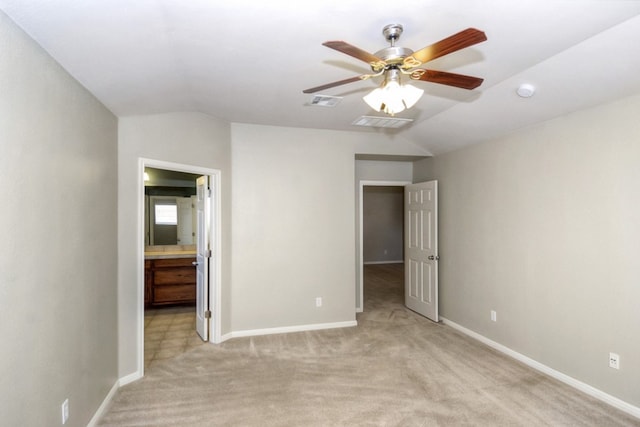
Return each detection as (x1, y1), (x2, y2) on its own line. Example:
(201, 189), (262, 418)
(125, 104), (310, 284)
(2, 0), (640, 155)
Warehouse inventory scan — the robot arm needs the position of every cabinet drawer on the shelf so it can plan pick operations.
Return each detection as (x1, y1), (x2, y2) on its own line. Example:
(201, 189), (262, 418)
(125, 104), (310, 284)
(153, 285), (196, 304)
(153, 258), (195, 268)
(154, 268), (195, 285)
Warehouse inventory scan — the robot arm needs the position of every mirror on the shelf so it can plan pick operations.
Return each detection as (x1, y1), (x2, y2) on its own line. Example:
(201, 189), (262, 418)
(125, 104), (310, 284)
(144, 167), (201, 246)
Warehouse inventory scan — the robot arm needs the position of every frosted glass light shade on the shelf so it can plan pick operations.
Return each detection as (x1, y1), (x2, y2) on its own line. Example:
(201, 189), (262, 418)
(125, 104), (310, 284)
(363, 88), (385, 112)
(401, 84), (424, 109)
(363, 81), (424, 116)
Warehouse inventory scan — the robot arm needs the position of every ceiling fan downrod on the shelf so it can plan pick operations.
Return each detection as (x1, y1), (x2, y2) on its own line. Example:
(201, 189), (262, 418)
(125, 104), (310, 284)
(382, 23), (403, 47)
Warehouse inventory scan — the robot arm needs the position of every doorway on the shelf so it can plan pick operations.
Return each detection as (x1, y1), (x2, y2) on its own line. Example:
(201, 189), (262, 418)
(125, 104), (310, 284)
(357, 179), (439, 322)
(357, 180), (410, 312)
(137, 158), (221, 375)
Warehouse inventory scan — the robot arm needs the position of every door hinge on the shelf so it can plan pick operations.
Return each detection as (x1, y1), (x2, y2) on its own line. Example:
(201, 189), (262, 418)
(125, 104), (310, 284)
(205, 249), (212, 258)
(204, 310), (212, 319)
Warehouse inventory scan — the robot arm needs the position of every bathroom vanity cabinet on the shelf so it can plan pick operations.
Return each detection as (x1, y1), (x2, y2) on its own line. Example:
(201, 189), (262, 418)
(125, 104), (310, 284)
(144, 257), (196, 306)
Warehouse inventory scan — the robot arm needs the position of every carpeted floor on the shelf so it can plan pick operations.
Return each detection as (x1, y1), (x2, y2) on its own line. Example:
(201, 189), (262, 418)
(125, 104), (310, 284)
(99, 263), (639, 426)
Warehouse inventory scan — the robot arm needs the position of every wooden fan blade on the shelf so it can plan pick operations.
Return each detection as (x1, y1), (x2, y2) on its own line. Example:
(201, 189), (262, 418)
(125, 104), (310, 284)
(406, 28), (487, 66)
(410, 69), (484, 90)
(323, 41), (385, 66)
(303, 75), (368, 94)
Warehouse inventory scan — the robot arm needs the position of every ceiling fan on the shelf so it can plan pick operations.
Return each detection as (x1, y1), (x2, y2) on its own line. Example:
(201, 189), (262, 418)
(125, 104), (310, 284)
(303, 24), (487, 115)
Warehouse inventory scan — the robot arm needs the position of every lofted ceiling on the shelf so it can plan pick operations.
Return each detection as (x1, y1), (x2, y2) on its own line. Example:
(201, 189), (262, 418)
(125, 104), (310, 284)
(1, 0), (639, 155)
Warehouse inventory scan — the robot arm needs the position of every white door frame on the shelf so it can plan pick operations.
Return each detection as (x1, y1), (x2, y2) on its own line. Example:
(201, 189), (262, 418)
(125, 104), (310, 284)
(137, 158), (222, 375)
(357, 180), (411, 312)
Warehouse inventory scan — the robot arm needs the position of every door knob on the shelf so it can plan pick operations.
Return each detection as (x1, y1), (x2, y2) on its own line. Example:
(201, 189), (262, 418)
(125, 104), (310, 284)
(428, 255), (440, 261)
(192, 261), (199, 266)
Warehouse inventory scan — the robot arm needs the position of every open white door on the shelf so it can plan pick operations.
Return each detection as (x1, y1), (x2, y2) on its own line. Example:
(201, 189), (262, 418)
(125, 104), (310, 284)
(195, 176), (210, 341)
(404, 180), (438, 322)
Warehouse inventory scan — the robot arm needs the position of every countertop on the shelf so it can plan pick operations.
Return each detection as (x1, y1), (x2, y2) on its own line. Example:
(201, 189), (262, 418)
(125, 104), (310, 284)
(144, 250), (196, 260)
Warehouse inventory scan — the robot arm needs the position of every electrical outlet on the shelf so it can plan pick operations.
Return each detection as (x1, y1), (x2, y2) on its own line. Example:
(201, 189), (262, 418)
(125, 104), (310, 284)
(609, 352), (620, 370)
(490, 310), (497, 322)
(61, 398), (69, 424)
(315, 297), (322, 308)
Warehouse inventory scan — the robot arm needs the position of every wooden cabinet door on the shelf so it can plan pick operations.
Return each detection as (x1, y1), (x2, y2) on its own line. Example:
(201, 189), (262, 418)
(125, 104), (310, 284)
(148, 258), (197, 305)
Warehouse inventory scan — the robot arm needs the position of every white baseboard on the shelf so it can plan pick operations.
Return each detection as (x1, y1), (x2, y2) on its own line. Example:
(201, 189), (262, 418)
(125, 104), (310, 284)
(90, 370), (144, 425)
(441, 317), (640, 420)
(226, 320), (358, 339)
(220, 332), (234, 343)
(87, 380), (119, 427)
(363, 260), (403, 265)
(118, 370), (142, 387)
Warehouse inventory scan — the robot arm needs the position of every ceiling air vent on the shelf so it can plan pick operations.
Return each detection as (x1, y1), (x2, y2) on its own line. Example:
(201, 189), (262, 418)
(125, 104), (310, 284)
(309, 95), (342, 107)
(352, 116), (413, 129)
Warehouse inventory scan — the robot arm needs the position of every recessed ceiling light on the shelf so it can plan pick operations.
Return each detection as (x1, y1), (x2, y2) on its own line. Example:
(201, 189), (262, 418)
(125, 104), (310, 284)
(516, 83), (536, 98)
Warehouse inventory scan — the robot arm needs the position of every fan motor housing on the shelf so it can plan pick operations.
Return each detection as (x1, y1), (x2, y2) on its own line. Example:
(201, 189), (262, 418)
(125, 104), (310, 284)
(374, 46), (414, 66)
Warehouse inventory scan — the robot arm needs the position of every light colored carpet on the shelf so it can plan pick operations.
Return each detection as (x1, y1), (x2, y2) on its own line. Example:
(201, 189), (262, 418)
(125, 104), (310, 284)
(99, 264), (639, 426)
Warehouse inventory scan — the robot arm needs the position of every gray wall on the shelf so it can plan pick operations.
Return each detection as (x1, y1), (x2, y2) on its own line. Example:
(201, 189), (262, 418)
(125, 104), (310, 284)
(363, 186), (404, 263)
(0, 11), (118, 427)
(413, 93), (640, 407)
(229, 125), (426, 331)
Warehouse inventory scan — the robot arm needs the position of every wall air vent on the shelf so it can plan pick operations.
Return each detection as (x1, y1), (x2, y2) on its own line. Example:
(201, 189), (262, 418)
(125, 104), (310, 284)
(352, 116), (413, 129)
(309, 95), (342, 107)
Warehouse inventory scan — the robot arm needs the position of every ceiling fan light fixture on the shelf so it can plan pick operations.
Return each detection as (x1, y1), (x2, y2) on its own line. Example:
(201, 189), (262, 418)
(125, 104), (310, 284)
(363, 72), (424, 116)
(303, 26), (486, 111)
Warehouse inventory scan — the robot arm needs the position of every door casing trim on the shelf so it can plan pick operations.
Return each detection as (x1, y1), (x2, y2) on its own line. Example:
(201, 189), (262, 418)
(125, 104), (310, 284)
(136, 158), (222, 378)
(357, 180), (410, 312)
